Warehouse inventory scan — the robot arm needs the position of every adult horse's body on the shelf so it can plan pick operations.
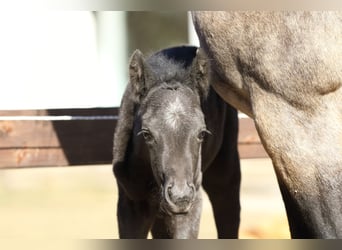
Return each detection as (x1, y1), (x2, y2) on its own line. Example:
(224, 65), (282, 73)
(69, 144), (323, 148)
(113, 46), (240, 238)
(192, 11), (342, 238)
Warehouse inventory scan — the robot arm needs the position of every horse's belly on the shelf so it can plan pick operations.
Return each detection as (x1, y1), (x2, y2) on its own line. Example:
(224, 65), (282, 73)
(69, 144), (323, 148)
(193, 11), (342, 115)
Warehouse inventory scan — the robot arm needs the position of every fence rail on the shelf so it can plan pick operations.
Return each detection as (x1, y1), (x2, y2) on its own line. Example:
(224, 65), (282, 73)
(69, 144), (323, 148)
(0, 108), (267, 169)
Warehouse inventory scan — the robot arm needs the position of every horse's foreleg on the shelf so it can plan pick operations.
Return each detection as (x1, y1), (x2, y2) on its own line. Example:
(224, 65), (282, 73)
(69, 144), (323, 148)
(155, 192), (202, 239)
(117, 187), (155, 238)
(202, 146), (241, 238)
(250, 83), (342, 238)
(151, 216), (172, 238)
(202, 104), (241, 238)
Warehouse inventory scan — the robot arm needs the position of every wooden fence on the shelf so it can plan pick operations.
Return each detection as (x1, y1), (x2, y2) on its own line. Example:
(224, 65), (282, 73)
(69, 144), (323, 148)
(0, 108), (268, 168)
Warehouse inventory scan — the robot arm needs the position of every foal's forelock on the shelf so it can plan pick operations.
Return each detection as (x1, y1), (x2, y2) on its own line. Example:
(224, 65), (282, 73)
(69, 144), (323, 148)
(140, 83), (201, 129)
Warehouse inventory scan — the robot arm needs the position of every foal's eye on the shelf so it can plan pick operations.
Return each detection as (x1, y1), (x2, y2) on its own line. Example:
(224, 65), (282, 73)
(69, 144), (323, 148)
(137, 129), (154, 142)
(197, 129), (211, 142)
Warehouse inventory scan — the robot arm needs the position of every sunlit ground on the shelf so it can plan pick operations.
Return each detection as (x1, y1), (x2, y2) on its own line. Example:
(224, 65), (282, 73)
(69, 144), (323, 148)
(0, 158), (290, 239)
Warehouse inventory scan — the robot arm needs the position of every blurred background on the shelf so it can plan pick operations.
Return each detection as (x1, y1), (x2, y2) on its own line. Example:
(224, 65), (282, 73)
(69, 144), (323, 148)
(0, 159), (290, 238)
(0, 11), (290, 239)
(0, 11), (193, 110)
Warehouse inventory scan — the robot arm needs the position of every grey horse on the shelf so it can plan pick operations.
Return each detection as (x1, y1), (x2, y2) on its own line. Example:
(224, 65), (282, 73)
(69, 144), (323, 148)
(192, 11), (342, 238)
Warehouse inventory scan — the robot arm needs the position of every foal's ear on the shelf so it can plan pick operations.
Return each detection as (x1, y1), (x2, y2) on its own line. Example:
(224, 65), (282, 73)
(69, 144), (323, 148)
(129, 49), (154, 102)
(190, 48), (210, 98)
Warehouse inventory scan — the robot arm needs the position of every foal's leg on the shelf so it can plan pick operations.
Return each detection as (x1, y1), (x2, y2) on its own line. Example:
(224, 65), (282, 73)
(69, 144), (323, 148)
(117, 187), (155, 238)
(151, 216), (172, 238)
(202, 106), (241, 238)
(202, 158), (241, 238)
(151, 193), (203, 239)
(250, 83), (342, 238)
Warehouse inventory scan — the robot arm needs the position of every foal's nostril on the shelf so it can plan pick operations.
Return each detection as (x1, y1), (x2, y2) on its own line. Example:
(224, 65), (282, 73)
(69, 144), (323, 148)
(164, 181), (196, 213)
(188, 183), (195, 198)
(167, 184), (173, 198)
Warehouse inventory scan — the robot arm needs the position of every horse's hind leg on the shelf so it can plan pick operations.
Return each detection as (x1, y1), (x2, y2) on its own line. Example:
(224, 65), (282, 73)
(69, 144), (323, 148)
(117, 187), (155, 238)
(202, 113), (241, 238)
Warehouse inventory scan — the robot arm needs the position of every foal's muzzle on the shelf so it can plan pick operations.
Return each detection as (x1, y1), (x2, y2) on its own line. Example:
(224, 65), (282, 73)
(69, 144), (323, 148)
(163, 180), (196, 214)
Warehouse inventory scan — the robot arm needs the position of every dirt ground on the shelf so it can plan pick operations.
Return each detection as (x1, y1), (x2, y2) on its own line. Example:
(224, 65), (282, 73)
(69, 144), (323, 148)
(0, 158), (290, 239)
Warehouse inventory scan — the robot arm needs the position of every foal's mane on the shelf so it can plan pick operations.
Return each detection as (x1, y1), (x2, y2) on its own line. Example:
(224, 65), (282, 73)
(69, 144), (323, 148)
(146, 53), (191, 85)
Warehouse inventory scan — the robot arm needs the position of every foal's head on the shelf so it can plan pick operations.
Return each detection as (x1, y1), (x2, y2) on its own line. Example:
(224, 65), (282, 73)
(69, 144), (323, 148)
(129, 48), (211, 214)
